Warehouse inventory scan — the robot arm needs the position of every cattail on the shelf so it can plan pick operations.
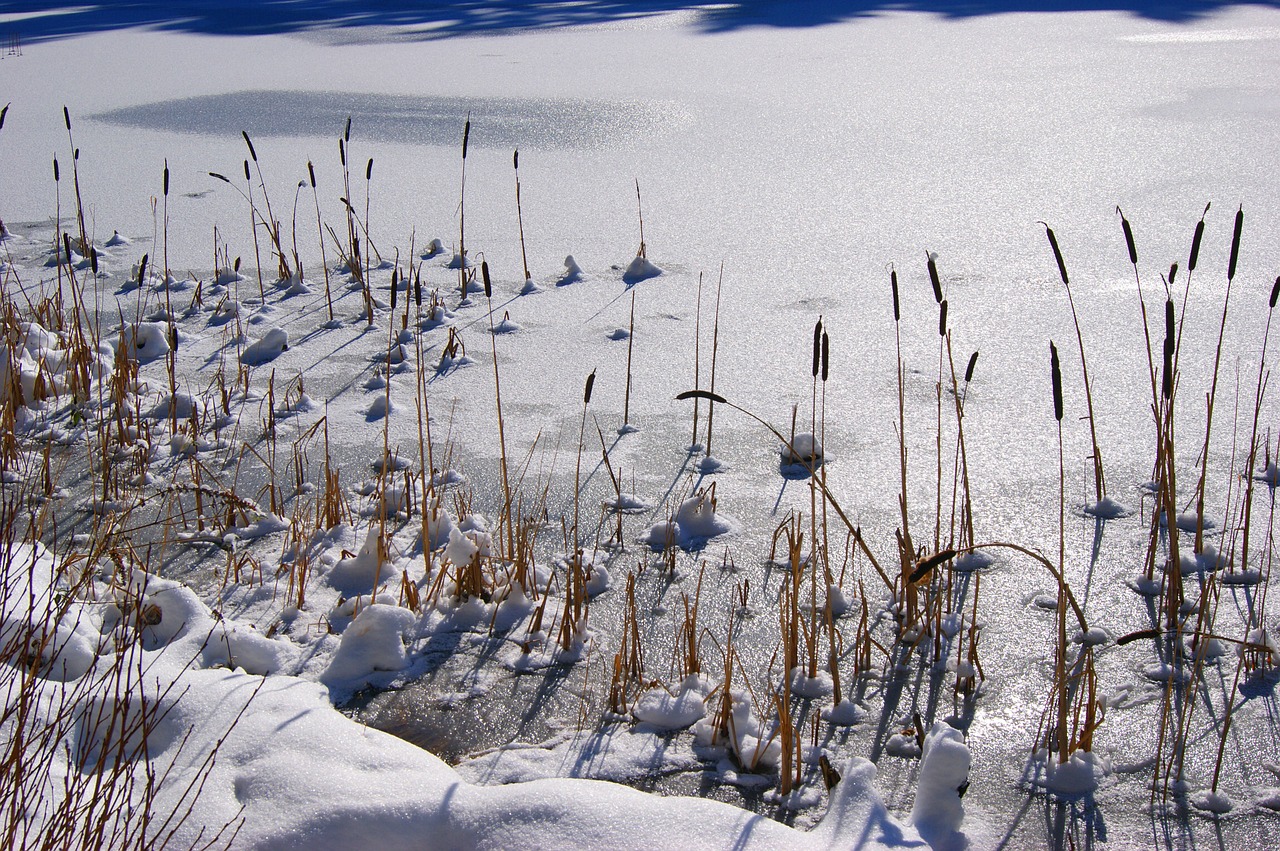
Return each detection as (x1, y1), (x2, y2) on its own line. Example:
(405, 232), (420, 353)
(242, 130), (258, 162)
(209, 171), (229, 183)
(243, 160), (250, 182)
(138, 253), (149, 285)
(1270, 276), (1279, 309)
(1162, 298), (1175, 398)
(812, 318), (822, 377)
(163, 160), (169, 196)
(0, 103), (8, 131)
(390, 269), (398, 310)
(514, 149), (519, 170)
(938, 299), (948, 337)
(1168, 262), (1178, 287)
(462, 117), (471, 160)
(1228, 205), (1243, 282)
(414, 270), (422, 307)
(927, 251), (942, 303)
(366, 158), (373, 181)
(1164, 297), (1175, 345)
(63, 105), (71, 131)
(482, 260), (492, 299)
(53, 157), (59, 182)
(1050, 341), (1063, 421)
(1189, 206), (1208, 271)
(891, 267), (900, 322)
(90, 247), (98, 276)
(339, 138), (346, 167)
(1044, 224), (1068, 285)
(584, 370), (596, 405)
(308, 161), (317, 188)
(1117, 207), (1137, 265)
(964, 351), (979, 384)
(821, 331), (829, 382)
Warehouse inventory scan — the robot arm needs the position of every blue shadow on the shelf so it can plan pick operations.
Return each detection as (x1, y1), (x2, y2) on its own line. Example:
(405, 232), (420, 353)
(1, 1), (1277, 45)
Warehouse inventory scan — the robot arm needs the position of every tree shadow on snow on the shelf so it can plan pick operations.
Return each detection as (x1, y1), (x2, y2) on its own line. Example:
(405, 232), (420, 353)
(3, 1), (1277, 46)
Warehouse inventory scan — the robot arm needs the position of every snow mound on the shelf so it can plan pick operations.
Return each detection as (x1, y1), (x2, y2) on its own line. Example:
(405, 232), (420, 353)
(120, 321), (171, 363)
(320, 603), (416, 686)
(643, 489), (736, 550)
(1084, 495), (1131, 519)
(557, 254), (584, 285)
(1029, 748), (1109, 796)
(241, 327), (289, 366)
(633, 676), (706, 729)
(623, 254), (662, 284)
(911, 722), (970, 851)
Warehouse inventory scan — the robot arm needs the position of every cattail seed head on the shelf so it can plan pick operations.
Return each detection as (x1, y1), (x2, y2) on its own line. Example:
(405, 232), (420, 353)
(513, 149), (519, 170)
(1118, 207), (1137, 265)
(964, 350), (979, 384)
(366, 158), (373, 182)
(1229, 205), (1243, 281)
(812, 318), (822, 378)
(890, 267), (900, 322)
(0, 103), (8, 131)
(927, 251), (942, 303)
(344, 116), (352, 143)
(63, 106), (71, 132)
(462, 118), (471, 160)
(1164, 297), (1175, 344)
(1271, 276), (1280, 310)
(938, 299), (948, 337)
(53, 157), (59, 182)
(339, 138), (346, 167)
(584, 370), (596, 405)
(308, 161), (317, 188)
(163, 160), (169, 197)
(242, 130), (257, 162)
(1168, 262), (1178, 287)
(138, 253), (149, 284)
(90, 247), (98, 276)
(821, 331), (829, 383)
(243, 160), (251, 182)
(482, 261), (492, 299)
(1044, 224), (1068, 285)
(1189, 216), (1205, 272)
(1050, 341), (1063, 421)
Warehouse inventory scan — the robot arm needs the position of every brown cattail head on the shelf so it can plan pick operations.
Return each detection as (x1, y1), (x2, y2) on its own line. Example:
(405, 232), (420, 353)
(1189, 206), (1208, 272)
(414, 270), (422, 307)
(242, 130), (258, 162)
(1162, 298), (1175, 398)
(366, 158), (373, 182)
(821, 331), (829, 383)
(0, 103), (8, 132)
(1117, 207), (1137, 265)
(1168, 262), (1178, 287)
(890, 267), (900, 322)
(927, 251), (943, 303)
(63, 105), (71, 132)
(584, 370), (596, 405)
(138, 253), (149, 285)
(964, 350), (979, 384)
(1270, 276), (1280, 310)
(1050, 341), (1063, 421)
(812, 317), (822, 378)
(938, 299), (948, 337)
(482, 261), (492, 299)
(308, 161), (317, 189)
(90, 247), (98, 276)
(513, 149), (519, 170)
(243, 160), (251, 182)
(1044, 224), (1068, 286)
(462, 117), (471, 160)
(209, 171), (229, 184)
(344, 116), (352, 143)
(163, 160), (169, 197)
(339, 138), (346, 168)
(1228, 205), (1244, 281)
(53, 157), (59, 182)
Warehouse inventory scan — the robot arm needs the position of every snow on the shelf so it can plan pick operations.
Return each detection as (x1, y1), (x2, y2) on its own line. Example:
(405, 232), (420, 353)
(4, 4), (1280, 849)
(911, 722), (970, 851)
